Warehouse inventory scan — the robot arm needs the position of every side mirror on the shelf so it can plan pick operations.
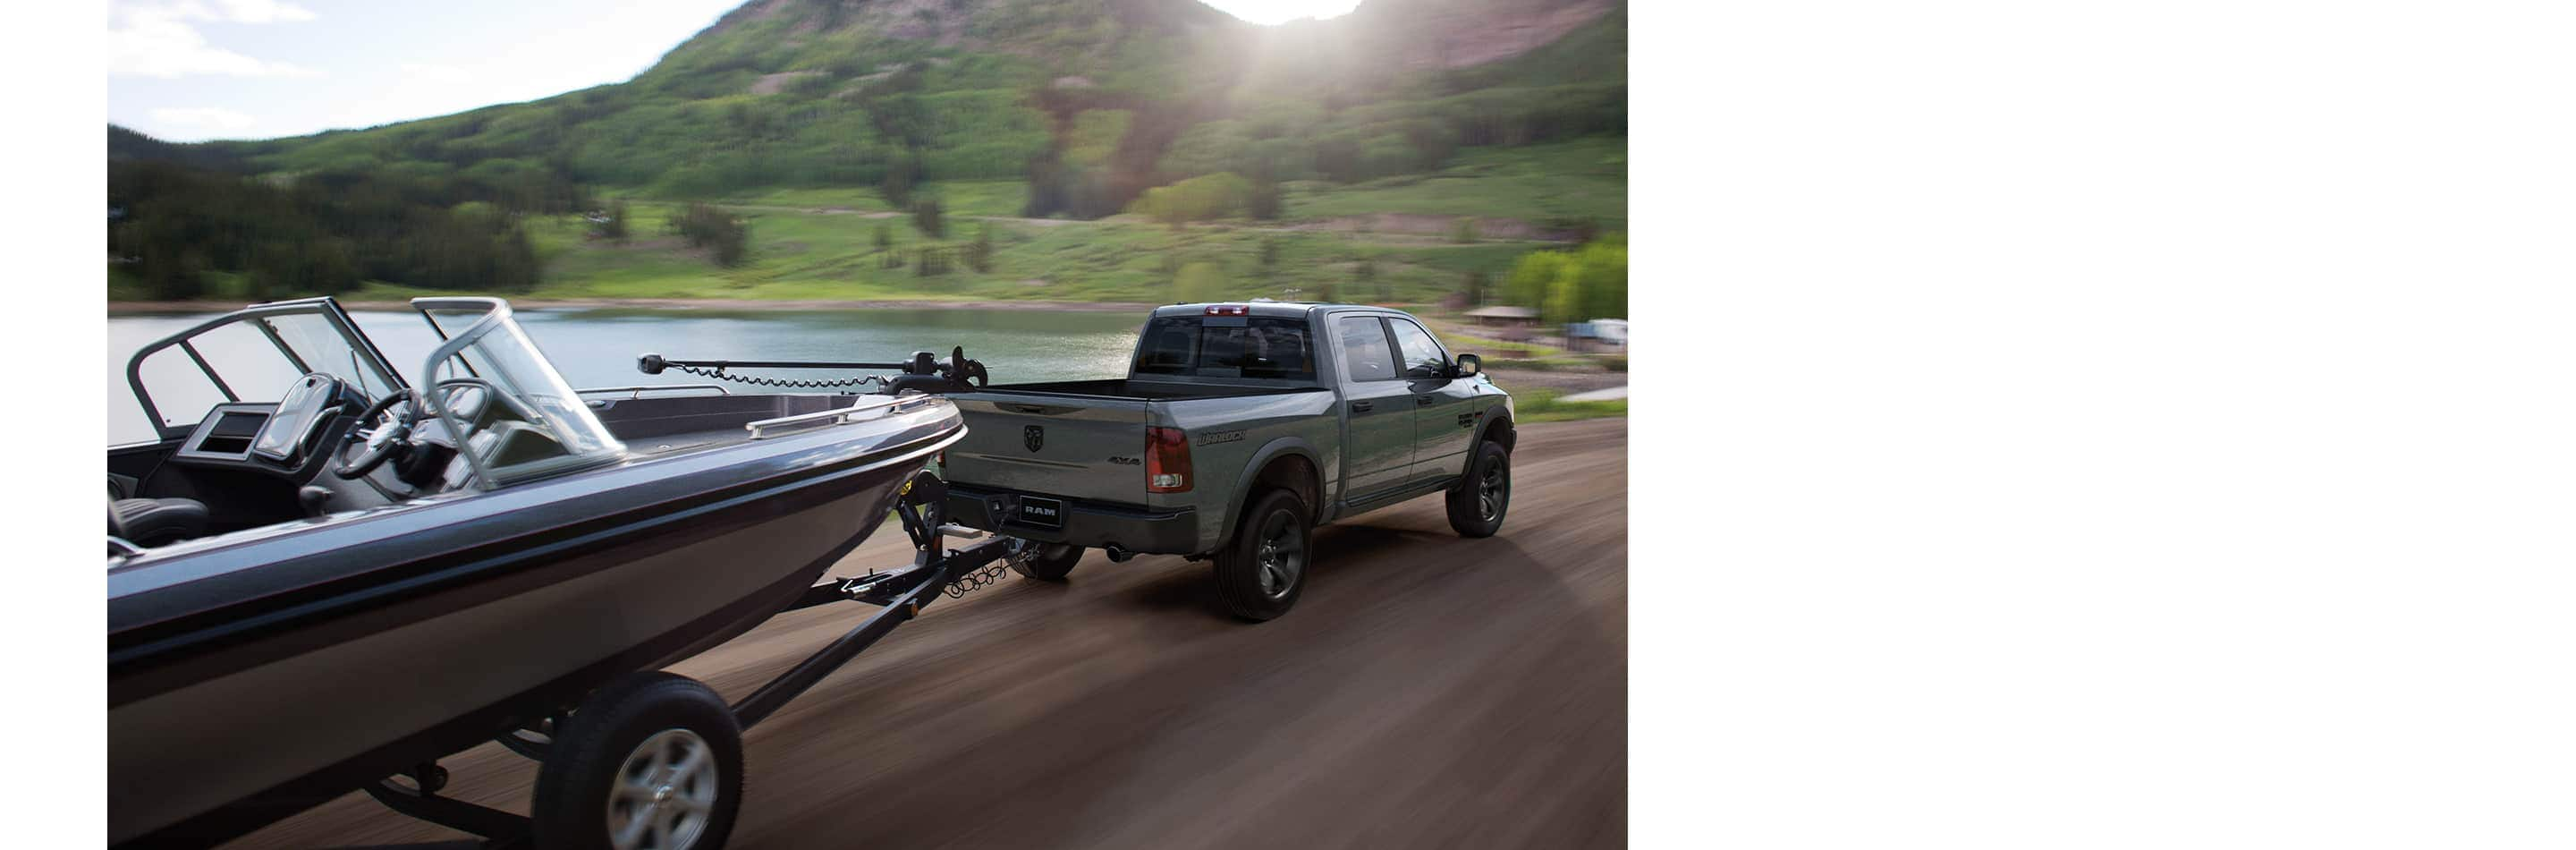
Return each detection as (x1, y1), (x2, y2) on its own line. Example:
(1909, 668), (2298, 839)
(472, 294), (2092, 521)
(1453, 353), (1481, 378)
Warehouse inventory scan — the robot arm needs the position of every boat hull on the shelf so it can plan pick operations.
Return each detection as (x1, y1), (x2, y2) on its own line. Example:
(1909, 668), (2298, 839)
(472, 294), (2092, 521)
(109, 400), (961, 846)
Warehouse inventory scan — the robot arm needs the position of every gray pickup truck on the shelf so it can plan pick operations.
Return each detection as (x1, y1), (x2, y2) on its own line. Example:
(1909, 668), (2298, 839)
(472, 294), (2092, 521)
(940, 302), (1516, 621)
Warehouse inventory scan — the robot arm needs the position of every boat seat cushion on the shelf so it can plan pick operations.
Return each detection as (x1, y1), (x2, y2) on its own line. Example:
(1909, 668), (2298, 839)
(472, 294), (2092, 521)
(112, 497), (209, 548)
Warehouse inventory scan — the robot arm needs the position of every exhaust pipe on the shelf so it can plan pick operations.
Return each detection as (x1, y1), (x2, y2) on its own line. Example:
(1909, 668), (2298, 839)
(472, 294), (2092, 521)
(1104, 543), (1135, 563)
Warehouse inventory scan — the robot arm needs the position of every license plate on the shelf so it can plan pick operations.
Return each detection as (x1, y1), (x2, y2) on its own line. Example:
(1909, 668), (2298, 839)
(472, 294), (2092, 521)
(1015, 496), (1064, 529)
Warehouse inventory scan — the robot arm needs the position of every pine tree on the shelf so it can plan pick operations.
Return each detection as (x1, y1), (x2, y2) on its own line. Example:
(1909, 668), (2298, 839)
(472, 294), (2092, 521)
(879, 156), (917, 208)
(1248, 175), (1284, 221)
(911, 198), (945, 238)
(967, 224), (995, 272)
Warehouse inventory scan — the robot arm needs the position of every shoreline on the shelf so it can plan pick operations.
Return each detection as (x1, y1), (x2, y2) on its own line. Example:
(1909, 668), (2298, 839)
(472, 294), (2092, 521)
(106, 296), (1166, 315)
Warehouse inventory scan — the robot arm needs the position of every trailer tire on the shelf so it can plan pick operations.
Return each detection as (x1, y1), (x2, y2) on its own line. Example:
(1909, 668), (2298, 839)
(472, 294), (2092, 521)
(1212, 489), (1311, 622)
(534, 672), (744, 850)
(1008, 540), (1084, 582)
(1445, 439), (1512, 538)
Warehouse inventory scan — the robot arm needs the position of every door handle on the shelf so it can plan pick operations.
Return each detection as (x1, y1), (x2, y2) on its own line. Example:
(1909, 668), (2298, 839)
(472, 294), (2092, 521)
(1351, 401), (1374, 412)
(1416, 395), (1435, 405)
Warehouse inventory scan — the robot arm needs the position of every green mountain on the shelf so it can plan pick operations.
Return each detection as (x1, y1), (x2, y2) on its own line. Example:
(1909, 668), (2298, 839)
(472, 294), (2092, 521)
(109, 0), (1625, 307)
(129, 0), (1619, 210)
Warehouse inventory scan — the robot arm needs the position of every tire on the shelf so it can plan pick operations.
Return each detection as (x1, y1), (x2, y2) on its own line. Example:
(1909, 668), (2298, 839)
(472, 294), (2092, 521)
(1007, 540), (1084, 582)
(1211, 489), (1312, 622)
(533, 672), (745, 850)
(1445, 440), (1512, 538)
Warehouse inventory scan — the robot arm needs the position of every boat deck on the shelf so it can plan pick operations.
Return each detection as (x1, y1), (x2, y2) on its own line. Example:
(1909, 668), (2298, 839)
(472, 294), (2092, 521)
(588, 392), (859, 456)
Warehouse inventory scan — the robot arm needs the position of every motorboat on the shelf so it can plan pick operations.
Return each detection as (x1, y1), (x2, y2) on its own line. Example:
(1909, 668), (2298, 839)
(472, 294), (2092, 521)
(109, 297), (1018, 848)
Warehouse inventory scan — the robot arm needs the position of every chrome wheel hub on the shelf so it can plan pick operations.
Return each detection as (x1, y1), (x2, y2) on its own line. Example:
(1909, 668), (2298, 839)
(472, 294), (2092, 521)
(608, 728), (717, 850)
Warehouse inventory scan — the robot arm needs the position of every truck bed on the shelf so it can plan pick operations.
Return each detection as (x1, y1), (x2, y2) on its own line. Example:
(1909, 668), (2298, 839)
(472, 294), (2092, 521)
(967, 379), (1326, 402)
(938, 380), (1318, 512)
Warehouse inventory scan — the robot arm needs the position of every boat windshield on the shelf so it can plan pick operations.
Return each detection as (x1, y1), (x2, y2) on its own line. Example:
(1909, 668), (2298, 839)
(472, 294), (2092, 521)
(123, 299), (402, 444)
(414, 299), (624, 488)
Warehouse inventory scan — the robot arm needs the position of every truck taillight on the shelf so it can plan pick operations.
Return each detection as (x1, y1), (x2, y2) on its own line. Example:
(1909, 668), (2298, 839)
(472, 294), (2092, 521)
(1147, 426), (1193, 493)
(1204, 305), (1250, 317)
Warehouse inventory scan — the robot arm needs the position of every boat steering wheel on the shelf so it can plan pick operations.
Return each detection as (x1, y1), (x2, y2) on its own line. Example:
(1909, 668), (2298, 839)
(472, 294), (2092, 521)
(335, 388), (422, 480)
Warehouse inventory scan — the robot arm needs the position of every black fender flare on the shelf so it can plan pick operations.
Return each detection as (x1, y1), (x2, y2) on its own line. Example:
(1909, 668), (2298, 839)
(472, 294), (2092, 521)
(1474, 404), (1518, 454)
(1219, 436), (1328, 546)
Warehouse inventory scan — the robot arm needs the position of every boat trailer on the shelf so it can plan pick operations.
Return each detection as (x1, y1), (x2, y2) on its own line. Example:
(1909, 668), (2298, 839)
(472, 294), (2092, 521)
(355, 470), (1012, 849)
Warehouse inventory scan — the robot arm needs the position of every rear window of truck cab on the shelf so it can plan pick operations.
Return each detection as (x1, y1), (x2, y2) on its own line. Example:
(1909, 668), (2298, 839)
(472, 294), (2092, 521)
(1131, 316), (1315, 379)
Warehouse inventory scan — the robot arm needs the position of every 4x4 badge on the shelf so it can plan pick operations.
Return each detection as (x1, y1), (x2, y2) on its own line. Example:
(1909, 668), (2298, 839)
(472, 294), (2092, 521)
(1023, 425), (1044, 452)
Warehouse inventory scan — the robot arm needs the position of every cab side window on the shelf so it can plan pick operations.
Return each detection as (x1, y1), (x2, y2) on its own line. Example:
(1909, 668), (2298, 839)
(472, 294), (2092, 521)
(1335, 316), (1400, 382)
(1386, 319), (1449, 378)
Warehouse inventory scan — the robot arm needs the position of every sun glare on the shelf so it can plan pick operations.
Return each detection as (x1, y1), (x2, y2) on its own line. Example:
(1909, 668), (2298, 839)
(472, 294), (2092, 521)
(1199, 0), (1366, 26)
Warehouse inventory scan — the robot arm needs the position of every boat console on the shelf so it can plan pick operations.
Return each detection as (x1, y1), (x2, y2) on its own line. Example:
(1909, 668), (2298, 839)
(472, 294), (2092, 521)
(170, 372), (373, 471)
(173, 403), (286, 463)
(111, 297), (634, 550)
(130, 389), (394, 540)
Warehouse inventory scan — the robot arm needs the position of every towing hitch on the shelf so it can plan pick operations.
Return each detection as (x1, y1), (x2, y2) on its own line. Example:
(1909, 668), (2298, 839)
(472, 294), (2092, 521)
(729, 470), (1014, 729)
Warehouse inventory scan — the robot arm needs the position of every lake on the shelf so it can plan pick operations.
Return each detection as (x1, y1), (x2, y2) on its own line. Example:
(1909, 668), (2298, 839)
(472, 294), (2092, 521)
(107, 307), (1147, 446)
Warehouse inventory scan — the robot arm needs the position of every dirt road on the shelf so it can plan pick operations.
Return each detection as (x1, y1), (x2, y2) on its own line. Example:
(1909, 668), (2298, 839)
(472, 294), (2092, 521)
(226, 418), (1628, 849)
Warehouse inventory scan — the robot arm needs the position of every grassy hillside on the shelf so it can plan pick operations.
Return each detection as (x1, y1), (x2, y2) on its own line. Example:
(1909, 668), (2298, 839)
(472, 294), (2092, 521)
(181, 0), (1621, 203)
(110, 0), (1627, 315)
(1284, 136), (1625, 227)
(352, 191), (1542, 304)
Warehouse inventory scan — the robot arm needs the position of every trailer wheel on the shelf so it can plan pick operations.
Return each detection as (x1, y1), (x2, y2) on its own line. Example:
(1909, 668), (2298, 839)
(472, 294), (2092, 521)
(534, 672), (744, 850)
(1445, 440), (1512, 538)
(1212, 489), (1310, 622)
(1006, 539), (1084, 582)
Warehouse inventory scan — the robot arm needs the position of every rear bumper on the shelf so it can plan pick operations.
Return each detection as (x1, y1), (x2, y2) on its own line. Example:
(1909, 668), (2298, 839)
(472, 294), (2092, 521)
(944, 483), (1201, 555)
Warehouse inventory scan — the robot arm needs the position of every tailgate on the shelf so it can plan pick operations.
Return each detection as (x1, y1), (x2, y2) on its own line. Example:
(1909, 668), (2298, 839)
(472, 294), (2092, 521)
(944, 394), (1153, 503)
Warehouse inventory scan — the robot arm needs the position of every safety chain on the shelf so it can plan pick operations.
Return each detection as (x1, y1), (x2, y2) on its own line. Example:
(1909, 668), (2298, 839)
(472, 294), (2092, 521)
(662, 361), (885, 389)
(943, 560), (1015, 599)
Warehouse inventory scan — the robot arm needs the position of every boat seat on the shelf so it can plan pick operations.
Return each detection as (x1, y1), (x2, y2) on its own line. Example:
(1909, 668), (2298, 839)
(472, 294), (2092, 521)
(111, 497), (209, 548)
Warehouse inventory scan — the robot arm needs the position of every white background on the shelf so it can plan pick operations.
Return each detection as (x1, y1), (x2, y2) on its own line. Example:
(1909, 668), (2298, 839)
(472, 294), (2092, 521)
(22, 0), (2576, 846)
(1633, 1), (2574, 846)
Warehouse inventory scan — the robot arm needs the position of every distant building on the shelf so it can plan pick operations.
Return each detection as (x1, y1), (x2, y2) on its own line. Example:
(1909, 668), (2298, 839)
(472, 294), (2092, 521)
(1463, 305), (1539, 327)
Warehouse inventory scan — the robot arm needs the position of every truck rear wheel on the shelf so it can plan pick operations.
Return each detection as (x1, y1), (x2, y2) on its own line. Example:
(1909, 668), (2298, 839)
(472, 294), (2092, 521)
(1006, 539), (1084, 582)
(1445, 440), (1512, 538)
(1212, 489), (1310, 622)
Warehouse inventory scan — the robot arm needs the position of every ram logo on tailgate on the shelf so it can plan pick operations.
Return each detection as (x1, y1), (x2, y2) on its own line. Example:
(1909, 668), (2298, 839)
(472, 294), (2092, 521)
(1023, 425), (1044, 452)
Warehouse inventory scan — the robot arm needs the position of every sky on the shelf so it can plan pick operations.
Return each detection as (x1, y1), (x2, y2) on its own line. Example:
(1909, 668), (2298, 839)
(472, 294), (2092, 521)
(106, 0), (1365, 143)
